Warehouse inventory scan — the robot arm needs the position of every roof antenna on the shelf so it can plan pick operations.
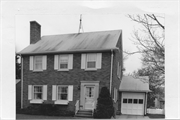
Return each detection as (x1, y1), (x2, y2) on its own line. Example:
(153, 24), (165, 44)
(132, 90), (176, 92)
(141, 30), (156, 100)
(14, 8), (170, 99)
(78, 14), (84, 33)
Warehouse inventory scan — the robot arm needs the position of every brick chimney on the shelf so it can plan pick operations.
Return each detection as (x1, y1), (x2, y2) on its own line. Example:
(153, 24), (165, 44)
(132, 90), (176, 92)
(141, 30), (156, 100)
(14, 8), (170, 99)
(30, 21), (41, 44)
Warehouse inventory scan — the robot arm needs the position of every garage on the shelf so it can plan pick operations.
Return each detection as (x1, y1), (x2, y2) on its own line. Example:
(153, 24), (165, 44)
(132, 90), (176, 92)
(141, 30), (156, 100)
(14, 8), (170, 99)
(119, 76), (151, 115)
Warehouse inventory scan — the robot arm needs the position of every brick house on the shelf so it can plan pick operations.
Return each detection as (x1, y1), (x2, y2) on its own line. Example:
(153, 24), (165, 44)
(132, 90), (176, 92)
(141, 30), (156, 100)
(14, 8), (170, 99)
(18, 21), (123, 116)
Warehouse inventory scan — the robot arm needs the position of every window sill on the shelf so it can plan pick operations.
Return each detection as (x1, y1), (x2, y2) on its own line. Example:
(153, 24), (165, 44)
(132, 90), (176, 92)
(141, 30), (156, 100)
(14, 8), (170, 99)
(33, 70), (43, 72)
(85, 68), (97, 71)
(30, 99), (44, 104)
(57, 69), (69, 71)
(54, 100), (69, 105)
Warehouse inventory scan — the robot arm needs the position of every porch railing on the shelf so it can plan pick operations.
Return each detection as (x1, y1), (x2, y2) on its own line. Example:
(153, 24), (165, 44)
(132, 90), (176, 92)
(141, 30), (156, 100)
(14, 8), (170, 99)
(92, 100), (96, 115)
(75, 100), (79, 115)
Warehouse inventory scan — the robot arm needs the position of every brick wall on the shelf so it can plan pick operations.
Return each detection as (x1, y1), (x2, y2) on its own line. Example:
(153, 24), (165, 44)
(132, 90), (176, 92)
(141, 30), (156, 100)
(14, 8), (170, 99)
(22, 52), (111, 111)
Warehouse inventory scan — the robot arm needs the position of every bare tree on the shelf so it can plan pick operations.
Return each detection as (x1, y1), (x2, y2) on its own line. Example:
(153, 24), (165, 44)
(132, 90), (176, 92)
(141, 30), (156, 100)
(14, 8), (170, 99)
(126, 14), (165, 86)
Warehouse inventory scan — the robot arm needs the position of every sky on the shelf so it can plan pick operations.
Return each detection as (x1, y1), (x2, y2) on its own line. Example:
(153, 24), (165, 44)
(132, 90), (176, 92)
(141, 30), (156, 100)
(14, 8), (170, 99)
(1, 0), (179, 119)
(15, 3), (145, 74)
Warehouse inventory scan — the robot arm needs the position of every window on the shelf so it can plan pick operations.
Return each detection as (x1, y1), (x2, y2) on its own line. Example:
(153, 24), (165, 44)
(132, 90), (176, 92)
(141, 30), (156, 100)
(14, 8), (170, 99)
(30, 55), (47, 71)
(81, 53), (102, 70)
(28, 85), (47, 104)
(34, 56), (43, 70)
(54, 54), (73, 71)
(133, 99), (138, 104)
(123, 99), (127, 103)
(52, 85), (73, 105)
(86, 54), (96, 69)
(59, 55), (69, 69)
(139, 99), (143, 104)
(57, 86), (68, 100)
(113, 88), (118, 102)
(128, 99), (132, 103)
(33, 86), (43, 100)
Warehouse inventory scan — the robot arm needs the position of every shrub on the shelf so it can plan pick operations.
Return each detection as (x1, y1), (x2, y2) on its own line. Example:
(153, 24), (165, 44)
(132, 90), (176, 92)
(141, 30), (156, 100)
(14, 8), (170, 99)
(93, 87), (114, 119)
(19, 103), (74, 116)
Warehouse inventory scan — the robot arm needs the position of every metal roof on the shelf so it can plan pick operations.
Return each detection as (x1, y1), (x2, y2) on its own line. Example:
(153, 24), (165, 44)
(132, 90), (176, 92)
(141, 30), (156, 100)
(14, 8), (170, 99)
(19, 30), (122, 55)
(119, 76), (151, 92)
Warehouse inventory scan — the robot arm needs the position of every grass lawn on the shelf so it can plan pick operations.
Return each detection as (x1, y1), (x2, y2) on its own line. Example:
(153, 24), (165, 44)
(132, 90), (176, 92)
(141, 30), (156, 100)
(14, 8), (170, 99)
(147, 114), (165, 119)
(16, 114), (86, 119)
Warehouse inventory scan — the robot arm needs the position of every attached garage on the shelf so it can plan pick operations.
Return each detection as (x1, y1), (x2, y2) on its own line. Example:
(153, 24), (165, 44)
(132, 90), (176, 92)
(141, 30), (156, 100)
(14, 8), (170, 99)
(119, 76), (151, 115)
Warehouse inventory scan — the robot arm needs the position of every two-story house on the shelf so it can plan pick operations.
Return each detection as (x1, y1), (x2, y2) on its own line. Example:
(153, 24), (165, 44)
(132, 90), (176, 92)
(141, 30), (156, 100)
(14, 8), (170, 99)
(18, 21), (123, 117)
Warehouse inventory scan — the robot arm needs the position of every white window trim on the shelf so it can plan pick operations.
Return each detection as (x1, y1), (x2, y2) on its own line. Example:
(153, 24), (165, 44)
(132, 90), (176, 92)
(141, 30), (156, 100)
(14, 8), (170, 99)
(54, 54), (73, 71)
(30, 55), (47, 72)
(52, 85), (73, 105)
(83, 53), (101, 71)
(57, 85), (68, 101)
(33, 85), (43, 100)
(28, 85), (47, 104)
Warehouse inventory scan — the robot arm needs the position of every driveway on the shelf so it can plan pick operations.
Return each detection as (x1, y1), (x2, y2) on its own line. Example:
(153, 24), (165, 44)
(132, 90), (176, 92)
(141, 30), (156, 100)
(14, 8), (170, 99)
(116, 115), (149, 119)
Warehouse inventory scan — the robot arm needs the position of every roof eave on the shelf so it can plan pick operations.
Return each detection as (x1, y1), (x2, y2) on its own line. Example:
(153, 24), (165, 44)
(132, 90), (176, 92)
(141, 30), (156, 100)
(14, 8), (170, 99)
(119, 89), (152, 93)
(17, 48), (119, 55)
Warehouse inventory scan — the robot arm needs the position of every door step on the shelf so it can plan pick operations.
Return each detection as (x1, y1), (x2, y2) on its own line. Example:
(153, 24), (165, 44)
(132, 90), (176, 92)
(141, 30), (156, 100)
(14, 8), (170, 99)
(75, 110), (93, 118)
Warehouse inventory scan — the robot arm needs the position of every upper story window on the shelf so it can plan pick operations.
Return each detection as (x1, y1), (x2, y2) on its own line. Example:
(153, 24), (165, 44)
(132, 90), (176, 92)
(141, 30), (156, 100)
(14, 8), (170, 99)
(54, 54), (73, 71)
(117, 62), (121, 79)
(86, 54), (97, 69)
(29, 55), (47, 71)
(81, 53), (102, 70)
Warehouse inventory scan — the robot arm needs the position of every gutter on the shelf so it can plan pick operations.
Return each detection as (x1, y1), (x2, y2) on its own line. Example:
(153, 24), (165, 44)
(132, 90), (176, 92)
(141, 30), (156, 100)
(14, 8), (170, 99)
(110, 49), (114, 95)
(21, 56), (23, 109)
(17, 48), (119, 55)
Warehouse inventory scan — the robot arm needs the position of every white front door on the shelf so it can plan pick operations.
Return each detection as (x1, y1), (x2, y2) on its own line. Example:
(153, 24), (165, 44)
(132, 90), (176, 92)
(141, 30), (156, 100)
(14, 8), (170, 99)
(84, 86), (95, 109)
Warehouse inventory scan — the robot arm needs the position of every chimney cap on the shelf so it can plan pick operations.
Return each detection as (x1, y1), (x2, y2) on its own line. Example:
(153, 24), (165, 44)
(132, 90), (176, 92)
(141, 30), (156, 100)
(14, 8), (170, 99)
(30, 21), (41, 27)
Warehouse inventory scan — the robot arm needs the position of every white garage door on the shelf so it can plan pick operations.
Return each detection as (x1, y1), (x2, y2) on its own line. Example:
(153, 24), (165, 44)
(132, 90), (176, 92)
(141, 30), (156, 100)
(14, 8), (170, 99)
(121, 92), (145, 115)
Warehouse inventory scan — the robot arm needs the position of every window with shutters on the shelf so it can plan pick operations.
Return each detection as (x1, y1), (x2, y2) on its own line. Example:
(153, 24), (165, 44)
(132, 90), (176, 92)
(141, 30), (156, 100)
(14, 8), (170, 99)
(33, 86), (43, 100)
(57, 86), (68, 100)
(81, 53), (102, 70)
(28, 85), (47, 104)
(54, 54), (73, 71)
(52, 85), (73, 105)
(30, 55), (47, 71)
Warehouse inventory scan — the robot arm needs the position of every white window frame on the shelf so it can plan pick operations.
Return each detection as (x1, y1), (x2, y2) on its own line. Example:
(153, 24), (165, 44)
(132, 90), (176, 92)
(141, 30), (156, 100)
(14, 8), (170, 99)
(59, 55), (69, 70)
(28, 85), (47, 104)
(57, 85), (68, 101)
(86, 53), (97, 70)
(52, 85), (73, 105)
(54, 54), (73, 71)
(33, 85), (43, 100)
(34, 56), (43, 71)
(30, 55), (47, 71)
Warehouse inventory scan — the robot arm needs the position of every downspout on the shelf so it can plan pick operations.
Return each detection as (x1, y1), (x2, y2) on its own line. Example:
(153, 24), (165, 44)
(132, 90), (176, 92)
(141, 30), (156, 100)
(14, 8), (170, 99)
(110, 49), (114, 95)
(21, 56), (23, 109)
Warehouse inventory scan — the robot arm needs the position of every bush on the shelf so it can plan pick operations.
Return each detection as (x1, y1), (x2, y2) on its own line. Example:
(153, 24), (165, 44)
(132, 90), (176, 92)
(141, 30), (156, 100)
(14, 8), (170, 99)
(19, 103), (74, 116)
(93, 87), (114, 119)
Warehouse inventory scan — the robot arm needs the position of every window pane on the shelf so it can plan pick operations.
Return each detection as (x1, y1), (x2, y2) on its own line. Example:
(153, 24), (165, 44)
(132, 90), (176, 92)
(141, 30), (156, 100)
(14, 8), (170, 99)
(87, 54), (96, 61)
(34, 56), (43, 70)
(128, 99), (132, 103)
(123, 99), (127, 103)
(60, 64), (68, 69)
(87, 62), (96, 68)
(34, 86), (42, 99)
(57, 86), (68, 100)
(133, 99), (138, 104)
(59, 55), (68, 69)
(139, 99), (143, 104)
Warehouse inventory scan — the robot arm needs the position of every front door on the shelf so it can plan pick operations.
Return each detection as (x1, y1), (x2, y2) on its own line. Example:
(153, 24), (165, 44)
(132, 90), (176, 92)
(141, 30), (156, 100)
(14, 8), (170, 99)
(84, 86), (95, 110)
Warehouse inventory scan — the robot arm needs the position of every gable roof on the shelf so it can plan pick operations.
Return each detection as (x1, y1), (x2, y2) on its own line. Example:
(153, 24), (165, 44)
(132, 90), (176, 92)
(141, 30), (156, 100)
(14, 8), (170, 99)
(119, 76), (151, 92)
(19, 30), (122, 55)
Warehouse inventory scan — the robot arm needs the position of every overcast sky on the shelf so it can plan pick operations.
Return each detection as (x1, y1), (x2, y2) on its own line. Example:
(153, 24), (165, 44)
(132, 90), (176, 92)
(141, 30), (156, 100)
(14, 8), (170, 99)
(14, 2), (148, 74)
